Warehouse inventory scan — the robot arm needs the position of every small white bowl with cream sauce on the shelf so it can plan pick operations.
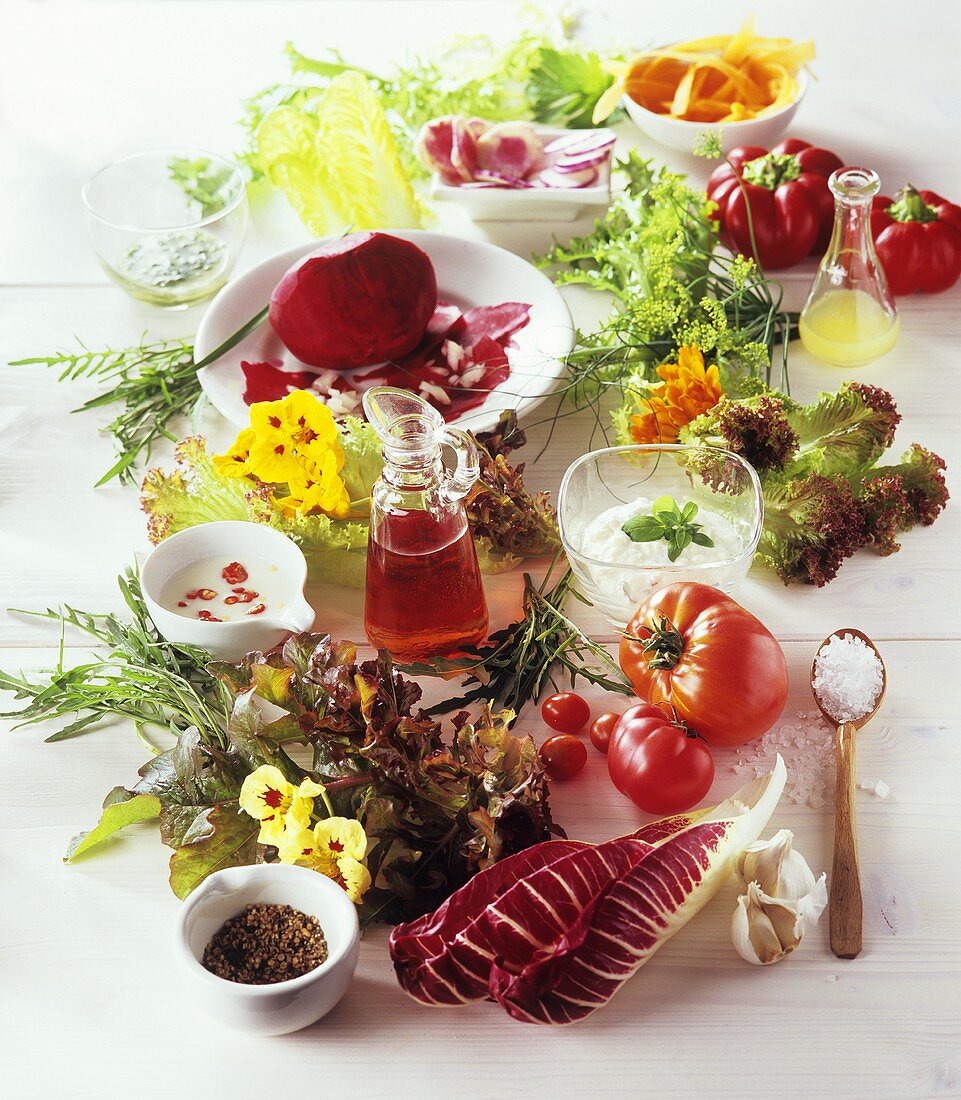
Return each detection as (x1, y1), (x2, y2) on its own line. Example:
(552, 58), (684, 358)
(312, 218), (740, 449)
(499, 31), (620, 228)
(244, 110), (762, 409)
(142, 521), (316, 660)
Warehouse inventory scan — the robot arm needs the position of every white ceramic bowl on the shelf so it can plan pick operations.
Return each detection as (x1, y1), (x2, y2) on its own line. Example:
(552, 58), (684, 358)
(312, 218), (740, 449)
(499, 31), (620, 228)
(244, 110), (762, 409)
(141, 520), (315, 660)
(174, 863), (361, 1035)
(429, 127), (614, 222)
(623, 69), (807, 153)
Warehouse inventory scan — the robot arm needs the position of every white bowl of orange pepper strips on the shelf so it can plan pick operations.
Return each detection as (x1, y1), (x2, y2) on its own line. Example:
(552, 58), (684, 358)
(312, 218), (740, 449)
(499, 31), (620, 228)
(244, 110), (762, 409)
(175, 863), (360, 1035)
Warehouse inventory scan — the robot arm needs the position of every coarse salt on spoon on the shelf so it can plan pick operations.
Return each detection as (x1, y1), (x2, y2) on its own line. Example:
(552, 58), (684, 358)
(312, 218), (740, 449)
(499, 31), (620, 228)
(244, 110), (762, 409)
(811, 628), (887, 960)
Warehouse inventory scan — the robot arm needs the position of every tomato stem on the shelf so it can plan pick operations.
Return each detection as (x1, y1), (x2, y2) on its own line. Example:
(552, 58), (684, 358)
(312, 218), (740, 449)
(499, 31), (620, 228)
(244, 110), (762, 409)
(639, 615), (685, 670)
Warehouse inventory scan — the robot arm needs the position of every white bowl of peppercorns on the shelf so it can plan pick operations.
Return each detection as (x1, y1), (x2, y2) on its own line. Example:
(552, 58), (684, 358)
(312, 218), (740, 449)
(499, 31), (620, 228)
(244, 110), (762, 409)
(175, 863), (360, 1035)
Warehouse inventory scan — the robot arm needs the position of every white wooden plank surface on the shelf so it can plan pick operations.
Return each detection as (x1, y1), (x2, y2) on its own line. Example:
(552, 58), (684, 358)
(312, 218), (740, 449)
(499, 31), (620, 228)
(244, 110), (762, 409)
(1, 2), (959, 1098)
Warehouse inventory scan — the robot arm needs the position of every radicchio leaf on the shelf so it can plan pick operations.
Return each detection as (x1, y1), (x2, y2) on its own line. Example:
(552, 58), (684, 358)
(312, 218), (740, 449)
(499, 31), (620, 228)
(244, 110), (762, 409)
(389, 759), (787, 1022)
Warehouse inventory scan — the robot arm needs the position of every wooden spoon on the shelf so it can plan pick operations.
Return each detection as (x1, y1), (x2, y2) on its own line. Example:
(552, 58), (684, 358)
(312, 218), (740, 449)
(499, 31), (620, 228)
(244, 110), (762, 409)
(811, 628), (886, 960)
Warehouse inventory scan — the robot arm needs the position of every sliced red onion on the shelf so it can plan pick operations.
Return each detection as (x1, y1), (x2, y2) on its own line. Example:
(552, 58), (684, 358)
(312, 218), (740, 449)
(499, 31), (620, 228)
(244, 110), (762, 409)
(553, 148), (614, 172)
(542, 131), (616, 156)
(474, 169), (535, 189)
(538, 165), (599, 189)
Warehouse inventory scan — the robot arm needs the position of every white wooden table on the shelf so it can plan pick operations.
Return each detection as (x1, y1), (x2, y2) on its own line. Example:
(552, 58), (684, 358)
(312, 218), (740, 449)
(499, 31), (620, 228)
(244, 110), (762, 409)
(2, 3), (959, 1097)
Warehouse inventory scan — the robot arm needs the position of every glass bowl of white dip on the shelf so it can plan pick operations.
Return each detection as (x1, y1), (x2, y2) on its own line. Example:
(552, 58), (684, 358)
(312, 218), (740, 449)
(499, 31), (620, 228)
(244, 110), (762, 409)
(558, 444), (763, 628)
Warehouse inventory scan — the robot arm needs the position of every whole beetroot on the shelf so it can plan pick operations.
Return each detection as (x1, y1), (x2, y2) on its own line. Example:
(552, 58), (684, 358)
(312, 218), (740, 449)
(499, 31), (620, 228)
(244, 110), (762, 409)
(269, 232), (437, 370)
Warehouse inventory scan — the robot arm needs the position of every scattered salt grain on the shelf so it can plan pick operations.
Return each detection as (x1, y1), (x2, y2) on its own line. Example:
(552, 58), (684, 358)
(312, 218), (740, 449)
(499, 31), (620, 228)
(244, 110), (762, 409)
(813, 633), (884, 723)
(731, 711), (835, 807)
(859, 779), (891, 799)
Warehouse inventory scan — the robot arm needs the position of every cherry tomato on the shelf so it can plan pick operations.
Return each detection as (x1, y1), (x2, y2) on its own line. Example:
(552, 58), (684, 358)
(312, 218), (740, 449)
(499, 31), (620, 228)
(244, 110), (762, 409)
(619, 582), (788, 747)
(589, 712), (621, 754)
(541, 692), (591, 734)
(607, 703), (715, 815)
(539, 734), (588, 780)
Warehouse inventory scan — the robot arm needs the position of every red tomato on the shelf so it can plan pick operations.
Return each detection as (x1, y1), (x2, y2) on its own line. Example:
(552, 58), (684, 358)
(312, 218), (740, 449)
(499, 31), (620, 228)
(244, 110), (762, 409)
(619, 582), (788, 747)
(541, 692), (591, 734)
(589, 712), (621, 754)
(607, 703), (715, 815)
(539, 734), (588, 780)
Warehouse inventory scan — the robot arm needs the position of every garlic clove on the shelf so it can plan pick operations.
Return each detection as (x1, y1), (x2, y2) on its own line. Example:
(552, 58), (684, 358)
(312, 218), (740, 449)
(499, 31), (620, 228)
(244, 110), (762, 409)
(732, 881), (802, 965)
(735, 829), (819, 901)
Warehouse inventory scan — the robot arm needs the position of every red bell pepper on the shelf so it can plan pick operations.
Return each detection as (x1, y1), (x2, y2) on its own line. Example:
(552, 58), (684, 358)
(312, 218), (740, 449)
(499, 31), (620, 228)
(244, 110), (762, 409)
(706, 139), (844, 270)
(870, 185), (961, 295)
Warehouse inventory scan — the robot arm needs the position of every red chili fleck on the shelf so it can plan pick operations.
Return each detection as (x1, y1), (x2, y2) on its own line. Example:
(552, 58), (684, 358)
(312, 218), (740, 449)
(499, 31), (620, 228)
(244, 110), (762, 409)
(232, 587), (246, 594)
(197, 588), (217, 601)
(177, 601), (187, 608)
(222, 561), (249, 585)
(196, 610), (222, 622)
(224, 596), (240, 605)
(247, 603), (266, 616)
(186, 590), (200, 601)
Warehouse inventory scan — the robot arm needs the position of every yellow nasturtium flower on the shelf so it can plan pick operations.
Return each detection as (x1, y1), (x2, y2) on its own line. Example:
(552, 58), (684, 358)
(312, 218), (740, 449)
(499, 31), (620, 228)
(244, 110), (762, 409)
(283, 777), (327, 834)
(214, 390), (351, 518)
(278, 817), (372, 903)
(238, 765), (295, 847)
(274, 450), (351, 518)
(212, 428), (257, 479)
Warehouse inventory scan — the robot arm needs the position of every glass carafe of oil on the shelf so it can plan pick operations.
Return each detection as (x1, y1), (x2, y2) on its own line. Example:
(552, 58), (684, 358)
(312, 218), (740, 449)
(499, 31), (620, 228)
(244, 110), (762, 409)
(799, 167), (899, 367)
(362, 386), (489, 662)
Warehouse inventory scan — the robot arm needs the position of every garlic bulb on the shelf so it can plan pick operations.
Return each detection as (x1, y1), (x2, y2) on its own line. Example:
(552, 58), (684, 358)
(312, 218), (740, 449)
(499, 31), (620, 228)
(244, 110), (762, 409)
(731, 830), (827, 965)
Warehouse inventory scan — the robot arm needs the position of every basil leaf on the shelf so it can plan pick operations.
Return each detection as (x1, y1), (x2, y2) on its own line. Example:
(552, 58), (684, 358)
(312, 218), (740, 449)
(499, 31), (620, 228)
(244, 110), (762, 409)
(681, 501), (699, 522)
(690, 531), (715, 547)
(621, 516), (665, 542)
(651, 495), (676, 517)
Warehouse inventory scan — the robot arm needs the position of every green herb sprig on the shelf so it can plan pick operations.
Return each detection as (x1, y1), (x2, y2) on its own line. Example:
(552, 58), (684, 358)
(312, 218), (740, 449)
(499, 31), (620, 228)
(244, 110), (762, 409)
(11, 305), (267, 486)
(401, 556), (633, 714)
(621, 496), (715, 562)
(0, 569), (230, 749)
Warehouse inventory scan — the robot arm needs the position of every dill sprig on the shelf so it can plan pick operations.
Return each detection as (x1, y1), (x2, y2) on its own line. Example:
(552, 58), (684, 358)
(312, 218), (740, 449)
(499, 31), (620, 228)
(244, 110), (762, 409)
(535, 152), (795, 440)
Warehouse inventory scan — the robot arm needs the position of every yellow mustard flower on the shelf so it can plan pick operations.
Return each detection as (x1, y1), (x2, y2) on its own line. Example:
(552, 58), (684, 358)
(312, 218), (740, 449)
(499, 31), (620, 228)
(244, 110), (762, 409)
(629, 346), (723, 445)
(212, 428), (257, 479)
(238, 765), (295, 847)
(278, 817), (372, 903)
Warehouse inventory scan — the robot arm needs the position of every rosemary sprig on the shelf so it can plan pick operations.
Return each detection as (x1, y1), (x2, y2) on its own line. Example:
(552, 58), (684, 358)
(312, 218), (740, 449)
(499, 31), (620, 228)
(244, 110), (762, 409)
(11, 305), (268, 487)
(0, 569), (231, 748)
(401, 555), (633, 715)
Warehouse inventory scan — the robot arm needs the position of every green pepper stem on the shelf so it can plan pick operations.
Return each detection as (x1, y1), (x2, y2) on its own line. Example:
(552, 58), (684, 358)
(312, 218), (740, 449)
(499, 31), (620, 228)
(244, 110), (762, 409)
(741, 152), (802, 191)
(885, 184), (938, 224)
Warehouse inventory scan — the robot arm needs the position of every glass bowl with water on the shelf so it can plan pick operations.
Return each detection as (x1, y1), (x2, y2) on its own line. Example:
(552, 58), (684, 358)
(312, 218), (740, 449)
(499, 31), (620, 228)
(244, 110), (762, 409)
(82, 149), (248, 308)
(558, 444), (763, 629)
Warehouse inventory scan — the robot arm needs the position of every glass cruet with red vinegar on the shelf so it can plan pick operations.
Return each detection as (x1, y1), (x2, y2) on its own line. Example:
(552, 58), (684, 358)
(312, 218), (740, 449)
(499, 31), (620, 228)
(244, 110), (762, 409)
(362, 386), (489, 662)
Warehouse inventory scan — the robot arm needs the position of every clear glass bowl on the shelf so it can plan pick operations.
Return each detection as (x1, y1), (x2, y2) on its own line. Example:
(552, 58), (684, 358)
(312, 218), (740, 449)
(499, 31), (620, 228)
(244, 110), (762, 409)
(82, 149), (248, 308)
(558, 444), (763, 629)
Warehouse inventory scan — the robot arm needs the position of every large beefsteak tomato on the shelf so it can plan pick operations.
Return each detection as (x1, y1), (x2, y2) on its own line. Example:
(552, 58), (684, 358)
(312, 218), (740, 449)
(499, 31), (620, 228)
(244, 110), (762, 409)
(619, 582), (788, 747)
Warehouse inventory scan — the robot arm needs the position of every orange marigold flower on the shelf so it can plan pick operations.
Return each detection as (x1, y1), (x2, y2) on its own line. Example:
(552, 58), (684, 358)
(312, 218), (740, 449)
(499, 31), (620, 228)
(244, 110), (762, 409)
(629, 346), (723, 444)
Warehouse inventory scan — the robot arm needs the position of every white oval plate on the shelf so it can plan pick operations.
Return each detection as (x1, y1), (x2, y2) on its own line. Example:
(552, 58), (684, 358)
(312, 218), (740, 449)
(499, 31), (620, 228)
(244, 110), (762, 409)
(195, 230), (574, 434)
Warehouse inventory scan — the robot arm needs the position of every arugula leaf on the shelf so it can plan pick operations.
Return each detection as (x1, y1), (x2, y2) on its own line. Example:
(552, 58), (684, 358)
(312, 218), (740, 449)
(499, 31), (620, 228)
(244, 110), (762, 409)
(64, 788), (161, 862)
